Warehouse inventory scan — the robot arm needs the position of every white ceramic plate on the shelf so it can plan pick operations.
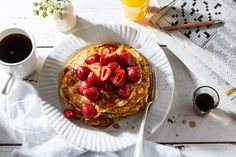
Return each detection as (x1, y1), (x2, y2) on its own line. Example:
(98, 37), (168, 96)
(38, 24), (174, 152)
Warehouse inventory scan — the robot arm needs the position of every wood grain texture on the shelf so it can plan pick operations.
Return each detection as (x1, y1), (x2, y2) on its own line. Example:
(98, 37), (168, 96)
(177, 144), (236, 157)
(0, 146), (21, 157)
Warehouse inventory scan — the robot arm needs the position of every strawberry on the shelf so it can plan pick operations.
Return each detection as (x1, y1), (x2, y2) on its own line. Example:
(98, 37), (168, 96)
(83, 87), (101, 101)
(99, 47), (110, 55)
(100, 54), (108, 65)
(85, 53), (100, 64)
(104, 52), (118, 62)
(107, 61), (119, 71)
(108, 45), (118, 51)
(63, 109), (76, 118)
(88, 62), (102, 77)
(99, 47), (110, 65)
(116, 84), (130, 98)
(87, 72), (101, 85)
(99, 46), (118, 62)
(100, 66), (112, 81)
(110, 67), (126, 87)
(76, 66), (90, 80)
(82, 103), (97, 119)
(79, 80), (92, 94)
(118, 51), (136, 66)
(127, 66), (141, 82)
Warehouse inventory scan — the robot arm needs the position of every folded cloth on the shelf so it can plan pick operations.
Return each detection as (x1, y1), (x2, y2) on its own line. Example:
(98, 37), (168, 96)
(0, 79), (181, 157)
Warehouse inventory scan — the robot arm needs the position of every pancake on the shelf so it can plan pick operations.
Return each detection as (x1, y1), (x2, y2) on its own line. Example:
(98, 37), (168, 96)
(60, 43), (150, 128)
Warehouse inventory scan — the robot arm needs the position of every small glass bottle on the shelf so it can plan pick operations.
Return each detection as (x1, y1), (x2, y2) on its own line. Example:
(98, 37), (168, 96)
(53, 5), (77, 32)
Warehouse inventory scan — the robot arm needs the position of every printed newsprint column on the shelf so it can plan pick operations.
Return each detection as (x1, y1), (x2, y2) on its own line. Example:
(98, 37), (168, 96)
(151, 0), (236, 86)
(203, 12), (236, 81)
(150, 0), (236, 104)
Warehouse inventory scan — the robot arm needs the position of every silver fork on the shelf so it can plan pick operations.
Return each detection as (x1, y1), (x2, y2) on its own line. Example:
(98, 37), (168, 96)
(133, 63), (157, 157)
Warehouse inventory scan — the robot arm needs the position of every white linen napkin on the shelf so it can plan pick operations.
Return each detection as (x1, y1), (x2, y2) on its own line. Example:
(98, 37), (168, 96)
(0, 78), (181, 157)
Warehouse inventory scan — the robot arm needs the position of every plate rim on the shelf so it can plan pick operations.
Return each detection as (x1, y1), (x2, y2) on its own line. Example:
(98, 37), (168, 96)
(38, 24), (175, 152)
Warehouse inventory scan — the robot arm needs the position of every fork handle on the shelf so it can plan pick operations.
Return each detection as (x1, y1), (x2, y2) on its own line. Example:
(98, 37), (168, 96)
(133, 117), (146, 157)
(133, 102), (151, 157)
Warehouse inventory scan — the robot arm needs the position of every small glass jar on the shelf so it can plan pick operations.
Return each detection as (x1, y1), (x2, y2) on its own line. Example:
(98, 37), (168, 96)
(192, 86), (220, 116)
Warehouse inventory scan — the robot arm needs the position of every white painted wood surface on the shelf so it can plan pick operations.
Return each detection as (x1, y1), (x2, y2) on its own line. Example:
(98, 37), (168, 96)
(149, 48), (236, 143)
(174, 144), (236, 157)
(0, 146), (21, 157)
(0, 0), (236, 156)
(0, 144), (236, 157)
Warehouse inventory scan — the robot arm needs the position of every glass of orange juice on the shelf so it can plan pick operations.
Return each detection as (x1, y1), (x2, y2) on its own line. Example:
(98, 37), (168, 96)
(121, 0), (150, 22)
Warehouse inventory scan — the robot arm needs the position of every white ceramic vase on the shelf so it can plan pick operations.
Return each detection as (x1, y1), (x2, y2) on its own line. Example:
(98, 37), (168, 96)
(53, 6), (77, 32)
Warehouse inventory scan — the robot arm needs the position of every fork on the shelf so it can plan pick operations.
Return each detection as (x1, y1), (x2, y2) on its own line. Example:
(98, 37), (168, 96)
(133, 63), (157, 157)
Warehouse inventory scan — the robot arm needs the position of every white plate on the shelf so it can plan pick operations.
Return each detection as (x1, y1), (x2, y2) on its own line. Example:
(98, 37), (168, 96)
(38, 24), (174, 152)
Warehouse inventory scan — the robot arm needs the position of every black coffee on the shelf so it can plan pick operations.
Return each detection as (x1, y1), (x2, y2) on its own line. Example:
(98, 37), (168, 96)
(0, 33), (32, 63)
(195, 93), (215, 112)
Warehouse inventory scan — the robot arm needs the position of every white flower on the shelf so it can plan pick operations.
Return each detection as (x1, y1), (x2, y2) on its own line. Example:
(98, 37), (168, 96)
(33, 0), (72, 18)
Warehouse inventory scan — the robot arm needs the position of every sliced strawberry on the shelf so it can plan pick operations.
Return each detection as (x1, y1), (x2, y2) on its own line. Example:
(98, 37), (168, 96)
(76, 66), (90, 80)
(63, 109), (76, 118)
(118, 51), (136, 66)
(105, 52), (118, 62)
(127, 66), (141, 82)
(99, 46), (118, 62)
(88, 62), (101, 77)
(79, 80), (92, 94)
(100, 66), (112, 81)
(83, 87), (101, 101)
(87, 72), (101, 85)
(99, 47), (111, 55)
(82, 103), (97, 119)
(85, 53), (100, 64)
(99, 47), (110, 65)
(114, 65), (122, 71)
(100, 54), (108, 65)
(107, 61), (119, 71)
(110, 67), (126, 87)
(108, 45), (118, 52)
(116, 84), (130, 98)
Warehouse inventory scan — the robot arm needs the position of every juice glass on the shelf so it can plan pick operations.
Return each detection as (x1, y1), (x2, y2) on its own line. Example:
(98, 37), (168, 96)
(121, 0), (150, 22)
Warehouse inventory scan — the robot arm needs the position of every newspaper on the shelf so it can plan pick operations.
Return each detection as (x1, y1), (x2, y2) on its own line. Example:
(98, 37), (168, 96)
(150, 0), (236, 105)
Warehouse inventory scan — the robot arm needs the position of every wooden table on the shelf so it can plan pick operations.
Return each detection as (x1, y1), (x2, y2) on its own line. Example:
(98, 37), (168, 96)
(0, 0), (236, 156)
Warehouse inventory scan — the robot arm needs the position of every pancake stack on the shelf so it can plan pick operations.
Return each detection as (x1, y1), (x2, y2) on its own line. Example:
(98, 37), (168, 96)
(60, 43), (150, 128)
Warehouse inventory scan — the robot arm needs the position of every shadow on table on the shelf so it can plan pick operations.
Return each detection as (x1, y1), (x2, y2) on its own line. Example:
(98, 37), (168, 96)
(163, 47), (236, 122)
(210, 108), (236, 122)
(65, 15), (94, 34)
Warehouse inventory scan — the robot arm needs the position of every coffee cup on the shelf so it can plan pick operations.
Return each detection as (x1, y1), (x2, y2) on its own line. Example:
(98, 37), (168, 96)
(0, 27), (38, 79)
